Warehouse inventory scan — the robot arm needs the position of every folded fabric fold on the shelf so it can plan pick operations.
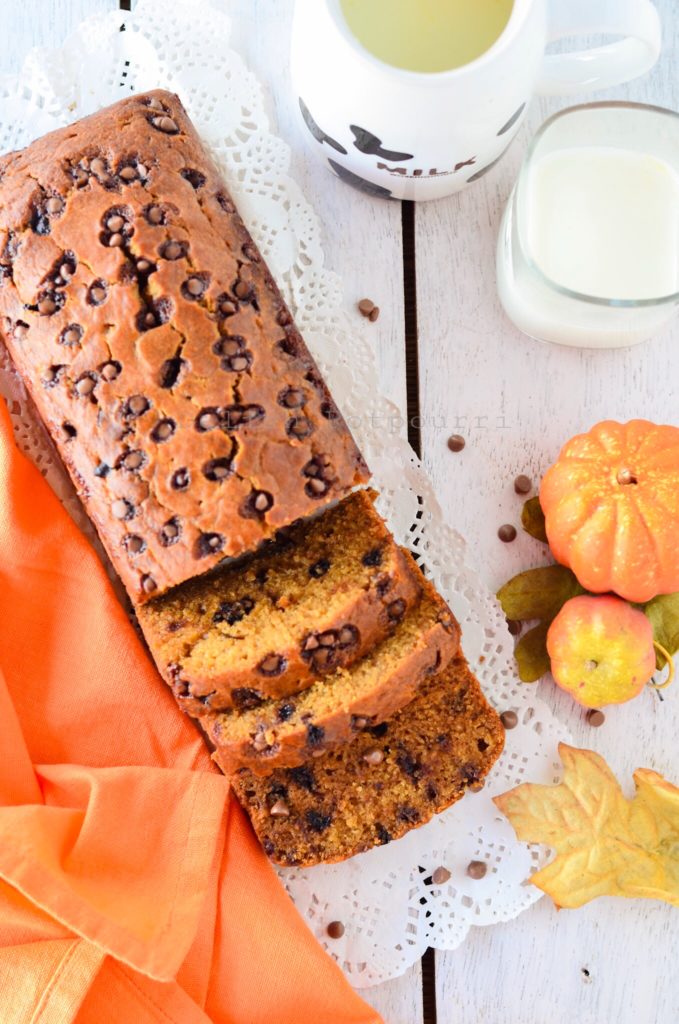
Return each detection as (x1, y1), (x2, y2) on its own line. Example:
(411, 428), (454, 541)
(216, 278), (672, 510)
(0, 398), (381, 1024)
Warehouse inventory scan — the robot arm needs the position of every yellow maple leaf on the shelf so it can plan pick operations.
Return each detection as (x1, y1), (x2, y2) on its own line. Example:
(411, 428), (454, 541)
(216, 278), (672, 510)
(493, 743), (679, 909)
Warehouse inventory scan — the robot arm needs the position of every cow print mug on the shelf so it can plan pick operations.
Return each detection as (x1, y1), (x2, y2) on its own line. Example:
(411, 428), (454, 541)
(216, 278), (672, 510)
(291, 0), (661, 201)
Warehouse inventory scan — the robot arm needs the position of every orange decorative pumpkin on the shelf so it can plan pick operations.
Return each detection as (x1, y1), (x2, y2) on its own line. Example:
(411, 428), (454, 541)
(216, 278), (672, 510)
(540, 420), (679, 603)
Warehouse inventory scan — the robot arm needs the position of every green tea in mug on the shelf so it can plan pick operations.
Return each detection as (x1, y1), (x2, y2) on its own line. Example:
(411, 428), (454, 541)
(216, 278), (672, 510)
(339, 0), (514, 73)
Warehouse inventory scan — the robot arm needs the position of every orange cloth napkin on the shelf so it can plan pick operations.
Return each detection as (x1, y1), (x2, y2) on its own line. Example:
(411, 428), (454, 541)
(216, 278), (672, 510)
(0, 399), (380, 1024)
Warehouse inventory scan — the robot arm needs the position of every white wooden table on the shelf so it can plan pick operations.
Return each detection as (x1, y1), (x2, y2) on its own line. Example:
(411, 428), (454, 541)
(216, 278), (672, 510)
(3, 3), (678, 1022)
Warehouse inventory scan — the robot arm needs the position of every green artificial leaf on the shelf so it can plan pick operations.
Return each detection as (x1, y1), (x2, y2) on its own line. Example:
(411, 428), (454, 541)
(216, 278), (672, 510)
(522, 497), (548, 543)
(514, 621), (551, 682)
(644, 592), (679, 670)
(497, 565), (585, 623)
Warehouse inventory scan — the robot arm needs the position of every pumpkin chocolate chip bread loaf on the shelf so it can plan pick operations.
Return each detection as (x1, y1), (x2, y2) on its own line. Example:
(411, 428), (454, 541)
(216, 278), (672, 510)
(231, 657), (505, 865)
(207, 575), (461, 775)
(137, 489), (423, 714)
(0, 90), (368, 603)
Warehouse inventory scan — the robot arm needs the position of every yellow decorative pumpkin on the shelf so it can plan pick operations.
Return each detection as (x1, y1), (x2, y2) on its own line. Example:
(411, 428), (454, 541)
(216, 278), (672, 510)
(540, 420), (679, 603)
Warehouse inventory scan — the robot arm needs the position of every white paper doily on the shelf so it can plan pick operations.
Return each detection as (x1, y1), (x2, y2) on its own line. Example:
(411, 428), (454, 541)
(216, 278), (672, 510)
(0, 0), (572, 988)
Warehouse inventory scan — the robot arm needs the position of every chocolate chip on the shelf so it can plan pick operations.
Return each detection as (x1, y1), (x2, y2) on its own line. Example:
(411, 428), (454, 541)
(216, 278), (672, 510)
(276, 308), (292, 327)
(216, 191), (236, 214)
(514, 474), (532, 495)
(106, 214), (126, 232)
(145, 204), (166, 225)
(447, 434), (466, 452)
(216, 295), (237, 318)
(242, 242), (260, 262)
(122, 395), (151, 419)
(13, 321), (29, 340)
(498, 524), (517, 543)
(387, 598), (406, 622)
(396, 752), (422, 780)
(111, 498), (134, 521)
(159, 517), (181, 546)
(358, 298), (375, 316)
(278, 387), (306, 409)
(222, 404), (265, 429)
(119, 449), (146, 471)
(351, 716), (369, 731)
(363, 749), (384, 766)
(150, 418), (176, 443)
(397, 806), (420, 824)
(123, 533), (146, 555)
(500, 710), (518, 729)
(195, 408), (220, 432)
(326, 921), (344, 939)
(586, 709), (606, 727)
(506, 619), (522, 637)
(136, 297), (172, 332)
(467, 860), (487, 880)
(258, 653), (287, 677)
(159, 239), (188, 261)
(45, 196), (64, 216)
(37, 292), (63, 316)
(362, 547), (383, 568)
(287, 416), (314, 440)
(276, 335), (300, 359)
(145, 96), (165, 111)
(277, 702), (295, 722)
(320, 401), (338, 420)
(171, 467), (190, 490)
(180, 167), (206, 189)
(135, 258), (155, 276)
(140, 574), (157, 595)
(222, 352), (252, 373)
(213, 336), (245, 358)
(62, 422), (77, 439)
(368, 306), (380, 322)
(118, 163), (142, 182)
(89, 156), (108, 178)
(94, 462), (110, 478)
(287, 766), (315, 792)
(87, 280), (108, 306)
(213, 596), (255, 625)
(30, 207), (51, 236)
(305, 477), (329, 498)
(477, 738), (490, 752)
(150, 114), (179, 134)
(159, 357), (184, 388)
(182, 274), (209, 300)
(432, 867), (451, 885)
(230, 278), (249, 301)
(309, 558), (330, 578)
(43, 365), (65, 388)
(269, 799), (290, 818)
(231, 688), (264, 712)
(74, 373), (97, 397)
(203, 457), (233, 482)
(375, 823), (392, 845)
(369, 722), (389, 739)
(305, 810), (332, 833)
(306, 723), (325, 747)
(196, 532), (225, 557)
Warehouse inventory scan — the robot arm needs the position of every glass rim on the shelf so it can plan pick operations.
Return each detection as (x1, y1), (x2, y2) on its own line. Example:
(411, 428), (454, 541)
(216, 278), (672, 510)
(325, 0), (529, 83)
(515, 101), (679, 309)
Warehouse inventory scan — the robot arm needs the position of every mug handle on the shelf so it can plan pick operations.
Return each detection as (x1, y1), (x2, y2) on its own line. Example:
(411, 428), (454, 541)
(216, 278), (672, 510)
(537, 0), (661, 96)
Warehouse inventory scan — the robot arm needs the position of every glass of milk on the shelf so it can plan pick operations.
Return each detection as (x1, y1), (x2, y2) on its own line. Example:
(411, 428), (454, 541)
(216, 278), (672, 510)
(497, 103), (679, 348)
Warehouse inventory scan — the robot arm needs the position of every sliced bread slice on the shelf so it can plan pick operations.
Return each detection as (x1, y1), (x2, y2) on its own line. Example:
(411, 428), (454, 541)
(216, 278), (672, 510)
(207, 576), (460, 775)
(230, 657), (504, 866)
(137, 489), (423, 713)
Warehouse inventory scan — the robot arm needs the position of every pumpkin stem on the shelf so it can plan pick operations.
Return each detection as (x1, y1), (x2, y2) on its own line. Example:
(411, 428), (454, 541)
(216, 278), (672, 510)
(616, 469), (638, 486)
(649, 641), (675, 690)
